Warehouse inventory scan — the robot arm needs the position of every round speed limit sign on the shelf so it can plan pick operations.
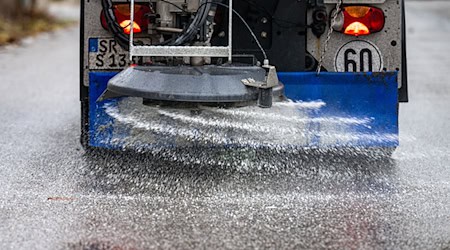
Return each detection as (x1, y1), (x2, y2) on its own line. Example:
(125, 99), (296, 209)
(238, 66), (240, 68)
(335, 40), (383, 72)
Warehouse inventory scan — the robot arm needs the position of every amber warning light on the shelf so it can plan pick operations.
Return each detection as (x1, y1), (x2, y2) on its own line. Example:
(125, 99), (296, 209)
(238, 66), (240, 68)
(333, 6), (385, 36)
(101, 4), (151, 35)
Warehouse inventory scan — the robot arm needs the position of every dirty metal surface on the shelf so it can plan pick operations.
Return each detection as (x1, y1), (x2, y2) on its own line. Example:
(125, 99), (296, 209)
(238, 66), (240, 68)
(307, 0), (402, 86)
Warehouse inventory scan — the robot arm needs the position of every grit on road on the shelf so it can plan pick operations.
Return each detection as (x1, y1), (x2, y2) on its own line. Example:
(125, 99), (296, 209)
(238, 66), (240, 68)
(0, 2), (449, 249)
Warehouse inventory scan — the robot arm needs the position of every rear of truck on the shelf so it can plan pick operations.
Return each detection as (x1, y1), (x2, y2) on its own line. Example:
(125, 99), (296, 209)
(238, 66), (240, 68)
(80, 0), (407, 151)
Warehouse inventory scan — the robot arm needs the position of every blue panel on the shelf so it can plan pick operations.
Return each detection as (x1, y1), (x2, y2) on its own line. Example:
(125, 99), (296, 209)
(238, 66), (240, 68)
(88, 71), (399, 149)
(89, 38), (98, 52)
(278, 72), (399, 147)
(88, 72), (119, 148)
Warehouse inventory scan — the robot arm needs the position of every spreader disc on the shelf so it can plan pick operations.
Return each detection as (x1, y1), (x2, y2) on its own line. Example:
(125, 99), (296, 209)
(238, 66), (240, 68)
(105, 65), (272, 103)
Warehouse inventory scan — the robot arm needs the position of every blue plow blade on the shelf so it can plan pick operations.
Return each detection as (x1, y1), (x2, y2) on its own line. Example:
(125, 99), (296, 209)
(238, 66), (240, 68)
(88, 71), (399, 150)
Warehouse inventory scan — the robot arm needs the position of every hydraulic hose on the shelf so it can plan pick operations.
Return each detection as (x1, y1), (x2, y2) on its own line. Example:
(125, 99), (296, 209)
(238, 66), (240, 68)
(101, 0), (130, 50)
(170, 0), (216, 45)
(101, 0), (220, 49)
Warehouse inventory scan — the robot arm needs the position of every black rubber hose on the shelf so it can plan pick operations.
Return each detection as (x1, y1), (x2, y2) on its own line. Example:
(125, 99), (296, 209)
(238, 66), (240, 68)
(101, 0), (220, 49)
(170, 0), (214, 45)
(101, 0), (131, 50)
(159, 1), (213, 46)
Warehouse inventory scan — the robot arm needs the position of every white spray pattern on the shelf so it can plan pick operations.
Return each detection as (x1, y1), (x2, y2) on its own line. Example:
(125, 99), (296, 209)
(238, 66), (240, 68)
(100, 100), (401, 169)
(103, 100), (397, 150)
(105, 104), (227, 145)
(104, 100), (323, 145)
(155, 109), (378, 142)
(104, 103), (283, 148)
(273, 100), (326, 109)
(200, 106), (373, 126)
(157, 109), (302, 135)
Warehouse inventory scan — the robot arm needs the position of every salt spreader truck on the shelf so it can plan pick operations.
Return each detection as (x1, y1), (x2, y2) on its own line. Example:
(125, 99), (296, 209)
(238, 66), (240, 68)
(80, 0), (408, 151)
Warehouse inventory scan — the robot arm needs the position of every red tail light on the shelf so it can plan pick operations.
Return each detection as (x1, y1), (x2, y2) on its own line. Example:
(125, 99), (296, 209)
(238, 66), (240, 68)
(101, 4), (151, 34)
(333, 6), (385, 36)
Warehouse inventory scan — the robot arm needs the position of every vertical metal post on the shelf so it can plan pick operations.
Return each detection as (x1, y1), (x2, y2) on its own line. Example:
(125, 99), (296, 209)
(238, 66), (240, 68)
(228, 0), (233, 62)
(129, 0), (135, 60)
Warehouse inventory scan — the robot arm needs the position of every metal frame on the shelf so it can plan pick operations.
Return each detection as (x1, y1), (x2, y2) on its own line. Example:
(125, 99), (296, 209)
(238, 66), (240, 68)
(129, 0), (233, 61)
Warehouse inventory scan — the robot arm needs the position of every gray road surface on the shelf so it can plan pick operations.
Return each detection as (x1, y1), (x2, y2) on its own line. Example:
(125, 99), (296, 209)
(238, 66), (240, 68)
(0, 2), (450, 249)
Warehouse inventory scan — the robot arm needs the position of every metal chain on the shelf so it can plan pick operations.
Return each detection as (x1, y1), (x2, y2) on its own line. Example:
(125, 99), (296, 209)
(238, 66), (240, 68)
(316, 0), (343, 75)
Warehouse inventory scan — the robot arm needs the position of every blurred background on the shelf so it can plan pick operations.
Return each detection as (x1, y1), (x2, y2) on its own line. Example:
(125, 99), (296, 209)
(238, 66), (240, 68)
(0, 0), (78, 45)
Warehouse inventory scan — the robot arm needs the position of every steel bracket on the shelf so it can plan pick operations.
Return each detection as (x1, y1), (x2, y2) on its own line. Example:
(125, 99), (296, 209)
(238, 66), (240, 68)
(241, 66), (279, 89)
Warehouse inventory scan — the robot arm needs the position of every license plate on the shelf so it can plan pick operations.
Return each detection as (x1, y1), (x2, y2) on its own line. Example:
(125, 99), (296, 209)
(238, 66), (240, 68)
(88, 38), (146, 70)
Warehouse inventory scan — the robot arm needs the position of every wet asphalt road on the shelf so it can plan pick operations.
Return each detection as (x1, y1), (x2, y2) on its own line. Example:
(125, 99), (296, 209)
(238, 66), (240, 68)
(1, 2), (450, 249)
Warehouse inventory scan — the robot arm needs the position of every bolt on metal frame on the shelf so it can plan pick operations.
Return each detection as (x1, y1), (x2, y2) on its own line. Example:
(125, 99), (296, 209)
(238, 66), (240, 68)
(129, 0), (233, 62)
